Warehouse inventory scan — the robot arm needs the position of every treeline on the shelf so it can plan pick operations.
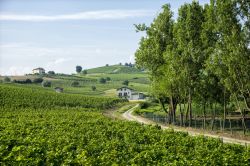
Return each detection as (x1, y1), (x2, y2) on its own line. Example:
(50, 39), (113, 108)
(135, 1), (250, 132)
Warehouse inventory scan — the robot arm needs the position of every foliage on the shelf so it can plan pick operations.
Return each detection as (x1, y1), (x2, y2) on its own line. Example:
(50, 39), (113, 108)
(82, 70), (87, 75)
(99, 78), (106, 84)
(76, 66), (82, 73)
(91, 86), (96, 91)
(135, 1), (250, 127)
(13, 79), (32, 84)
(3, 77), (11, 82)
(0, 108), (249, 165)
(71, 81), (80, 87)
(122, 80), (129, 86)
(42, 81), (52, 87)
(33, 78), (44, 83)
(48, 71), (55, 75)
(0, 84), (125, 109)
(106, 77), (111, 81)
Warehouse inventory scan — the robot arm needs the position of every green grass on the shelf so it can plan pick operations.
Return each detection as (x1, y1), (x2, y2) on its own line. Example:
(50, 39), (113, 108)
(86, 65), (143, 74)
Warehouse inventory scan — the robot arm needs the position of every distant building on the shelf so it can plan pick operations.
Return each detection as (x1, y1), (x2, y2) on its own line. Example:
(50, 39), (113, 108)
(117, 87), (144, 100)
(32, 68), (45, 74)
(55, 87), (63, 93)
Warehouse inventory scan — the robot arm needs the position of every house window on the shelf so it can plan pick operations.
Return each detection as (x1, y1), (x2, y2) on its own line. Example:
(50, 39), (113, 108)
(124, 92), (127, 96)
(118, 93), (122, 97)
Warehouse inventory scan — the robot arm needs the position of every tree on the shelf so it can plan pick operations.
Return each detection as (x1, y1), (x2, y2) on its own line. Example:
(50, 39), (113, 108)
(91, 86), (96, 91)
(3, 77), (11, 82)
(48, 71), (55, 75)
(122, 80), (129, 86)
(71, 81), (80, 87)
(106, 64), (109, 67)
(106, 77), (111, 81)
(82, 70), (87, 75)
(42, 81), (51, 87)
(76, 66), (82, 73)
(33, 78), (43, 83)
(25, 79), (32, 84)
(99, 78), (106, 84)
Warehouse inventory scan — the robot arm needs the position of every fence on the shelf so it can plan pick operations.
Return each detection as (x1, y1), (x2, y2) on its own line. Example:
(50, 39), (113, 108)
(142, 112), (250, 135)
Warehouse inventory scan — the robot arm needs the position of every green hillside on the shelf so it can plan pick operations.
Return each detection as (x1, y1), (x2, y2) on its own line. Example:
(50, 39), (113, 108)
(86, 65), (143, 74)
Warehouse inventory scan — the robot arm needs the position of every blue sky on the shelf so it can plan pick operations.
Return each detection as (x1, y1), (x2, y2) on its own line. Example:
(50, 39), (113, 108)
(0, 0), (209, 75)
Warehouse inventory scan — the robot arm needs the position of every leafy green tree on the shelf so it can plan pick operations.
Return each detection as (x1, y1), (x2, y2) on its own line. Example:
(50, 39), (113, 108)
(106, 77), (111, 81)
(82, 70), (87, 75)
(33, 78), (43, 83)
(122, 80), (129, 86)
(76, 66), (82, 73)
(48, 71), (55, 75)
(99, 78), (106, 84)
(42, 81), (51, 87)
(3, 77), (11, 82)
(91, 86), (96, 91)
(71, 81), (80, 87)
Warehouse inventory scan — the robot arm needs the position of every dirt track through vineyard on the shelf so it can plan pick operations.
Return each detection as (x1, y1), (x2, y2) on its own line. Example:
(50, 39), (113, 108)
(122, 104), (250, 146)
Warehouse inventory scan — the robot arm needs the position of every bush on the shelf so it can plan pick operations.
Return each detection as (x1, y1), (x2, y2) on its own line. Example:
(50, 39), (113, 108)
(42, 81), (51, 87)
(12, 79), (32, 84)
(139, 102), (151, 109)
(25, 79), (32, 84)
(71, 81), (80, 87)
(91, 86), (96, 91)
(122, 80), (129, 86)
(106, 77), (111, 81)
(99, 78), (106, 84)
(3, 77), (11, 82)
(33, 78), (43, 83)
(82, 70), (87, 75)
(48, 71), (55, 75)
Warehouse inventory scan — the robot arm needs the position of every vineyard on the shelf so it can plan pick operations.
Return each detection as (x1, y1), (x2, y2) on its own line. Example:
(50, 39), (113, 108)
(0, 84), (125, 109)
(0, 84), (249, 165)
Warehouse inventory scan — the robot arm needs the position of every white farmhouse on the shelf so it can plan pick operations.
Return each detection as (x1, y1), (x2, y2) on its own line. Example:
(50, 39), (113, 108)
(32, 68), (45, 74)
(117, 87), (144, 100)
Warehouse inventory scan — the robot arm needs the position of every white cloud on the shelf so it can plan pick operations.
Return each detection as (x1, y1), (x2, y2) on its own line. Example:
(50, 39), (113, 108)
(0, 10), (154, 22)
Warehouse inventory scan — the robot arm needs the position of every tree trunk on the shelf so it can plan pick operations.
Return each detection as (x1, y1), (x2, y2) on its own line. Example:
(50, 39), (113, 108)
(179, 103), (184, 126)
(188, 88), (192, 127)
(235, 96), (247, 135)
(223, 90), (226, 132)
(170, 95), (175, 125)
(203, 102), (206, 130)
(211, 103), (216, 131)
(183, 99), (186, 127)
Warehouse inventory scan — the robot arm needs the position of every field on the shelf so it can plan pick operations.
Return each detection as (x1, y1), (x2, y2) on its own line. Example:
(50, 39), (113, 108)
(0, 65), (150, 97)
(0, 83), (250, 165)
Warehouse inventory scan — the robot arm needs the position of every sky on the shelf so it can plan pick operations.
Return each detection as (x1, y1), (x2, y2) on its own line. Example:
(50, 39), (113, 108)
(0, 0), (209, 75)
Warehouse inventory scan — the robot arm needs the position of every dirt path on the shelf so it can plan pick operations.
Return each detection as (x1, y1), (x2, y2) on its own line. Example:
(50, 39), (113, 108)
(122, 104), (250, 146)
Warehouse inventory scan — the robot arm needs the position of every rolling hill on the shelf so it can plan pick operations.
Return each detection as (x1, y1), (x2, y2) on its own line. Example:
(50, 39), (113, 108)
(86, 65), (144, 74)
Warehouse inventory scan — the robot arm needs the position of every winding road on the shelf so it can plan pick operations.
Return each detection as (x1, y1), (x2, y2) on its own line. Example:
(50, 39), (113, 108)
(122, 104), (250, 146)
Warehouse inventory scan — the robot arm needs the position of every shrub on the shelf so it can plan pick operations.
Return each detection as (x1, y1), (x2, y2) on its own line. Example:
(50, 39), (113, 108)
(42, 81), (51, 87)
(106, 77), (111, 81)
(33, 78), (43, 83)
(71, 81), (80, 87)
(82, 70), (87, 75)
(91, 86), (96, 91)
(122, 80), (129, 86)
(48, 71), (55, 75)
(139, 102), (151, 109)
(99, 78), (106, 84)
(3, 77), (11, 82)
(25, 79), (32, 84)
